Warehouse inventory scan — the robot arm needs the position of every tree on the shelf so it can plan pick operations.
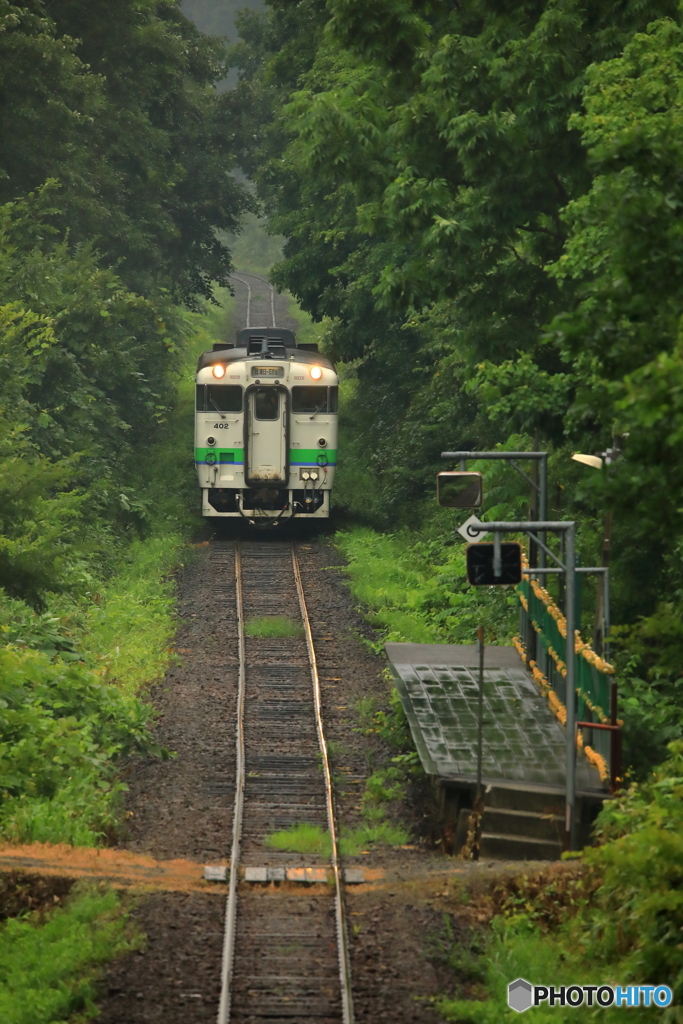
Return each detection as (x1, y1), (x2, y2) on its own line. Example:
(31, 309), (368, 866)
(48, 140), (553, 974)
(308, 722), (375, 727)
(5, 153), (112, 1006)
(1, 0), (254, 304)
(547, 17), (683, 543)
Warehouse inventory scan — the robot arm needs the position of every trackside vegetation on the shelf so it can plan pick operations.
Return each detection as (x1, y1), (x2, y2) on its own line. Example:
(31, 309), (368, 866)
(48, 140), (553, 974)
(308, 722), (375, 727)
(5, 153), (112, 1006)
(0, 885), (139, 1024)
(0, 0), (246, 848)
(437, 743), (683, 1020)
(0, 3), (251, 1018)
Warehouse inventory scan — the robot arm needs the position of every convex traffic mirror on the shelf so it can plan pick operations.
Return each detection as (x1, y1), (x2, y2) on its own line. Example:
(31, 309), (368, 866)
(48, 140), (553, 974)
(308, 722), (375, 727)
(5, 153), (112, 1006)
(436, 471), (483, 508)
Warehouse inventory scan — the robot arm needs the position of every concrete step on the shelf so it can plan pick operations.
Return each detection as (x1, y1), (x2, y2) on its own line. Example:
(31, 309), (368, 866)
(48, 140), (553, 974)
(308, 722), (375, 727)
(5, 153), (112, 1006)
(482, 806), (563, 844)
(480, 831), (562, 861)
(485, 784), (564, 817)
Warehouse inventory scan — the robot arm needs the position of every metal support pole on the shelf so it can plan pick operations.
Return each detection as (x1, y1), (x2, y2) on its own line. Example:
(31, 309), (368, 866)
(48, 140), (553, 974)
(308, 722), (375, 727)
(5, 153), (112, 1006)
(539, 454), (548, 572)
(603, 568), (611, 664)
(564, 523), (577, 851)
(476, 626), (484, 802)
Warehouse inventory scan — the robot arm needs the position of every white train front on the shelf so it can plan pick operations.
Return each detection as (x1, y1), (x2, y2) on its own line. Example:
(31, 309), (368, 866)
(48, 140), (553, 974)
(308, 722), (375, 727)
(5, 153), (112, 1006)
(195, 327), (338, 521)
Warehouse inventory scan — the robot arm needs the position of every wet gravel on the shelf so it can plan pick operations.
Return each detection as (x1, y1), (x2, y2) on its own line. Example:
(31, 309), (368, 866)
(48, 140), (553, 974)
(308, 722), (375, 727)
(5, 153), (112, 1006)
(94, 534), (473, 1023)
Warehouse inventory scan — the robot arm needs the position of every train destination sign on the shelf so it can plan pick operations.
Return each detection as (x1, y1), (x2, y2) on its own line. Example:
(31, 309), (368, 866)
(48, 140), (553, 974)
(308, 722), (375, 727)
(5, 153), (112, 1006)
(251, 365), (284, 377)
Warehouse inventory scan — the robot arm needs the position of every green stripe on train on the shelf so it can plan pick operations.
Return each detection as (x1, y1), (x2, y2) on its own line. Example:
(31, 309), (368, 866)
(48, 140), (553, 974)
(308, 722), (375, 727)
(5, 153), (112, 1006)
(195, 447), (336, 465)
(289, 448), (337, 464)
(195, 447), (244, 464)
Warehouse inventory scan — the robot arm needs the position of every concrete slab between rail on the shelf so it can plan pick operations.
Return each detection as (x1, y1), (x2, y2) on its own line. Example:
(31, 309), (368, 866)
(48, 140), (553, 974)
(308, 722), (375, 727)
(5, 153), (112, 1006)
(241, 865), (378, 885)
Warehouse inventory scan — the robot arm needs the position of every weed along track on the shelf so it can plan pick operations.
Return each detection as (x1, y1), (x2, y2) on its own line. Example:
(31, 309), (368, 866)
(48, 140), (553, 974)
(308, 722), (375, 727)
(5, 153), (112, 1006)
(219, 538), (353, 1024)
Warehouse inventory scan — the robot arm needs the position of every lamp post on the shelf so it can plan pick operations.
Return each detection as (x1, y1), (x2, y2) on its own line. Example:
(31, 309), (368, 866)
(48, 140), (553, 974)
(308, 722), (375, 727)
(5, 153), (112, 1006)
(571, 451), (615, 659)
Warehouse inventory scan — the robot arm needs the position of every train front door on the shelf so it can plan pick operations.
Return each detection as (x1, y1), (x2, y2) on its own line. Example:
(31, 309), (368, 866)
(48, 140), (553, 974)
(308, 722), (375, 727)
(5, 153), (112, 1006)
(246, 386), (287, 485)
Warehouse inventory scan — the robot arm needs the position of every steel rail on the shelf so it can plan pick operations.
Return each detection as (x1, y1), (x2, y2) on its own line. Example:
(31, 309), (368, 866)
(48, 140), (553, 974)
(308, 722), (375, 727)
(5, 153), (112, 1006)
(231, 274), (252, 328)
(217, 541), (246, 1024)
(231, 271), (277, 329)
(292, 543), (355, 1024)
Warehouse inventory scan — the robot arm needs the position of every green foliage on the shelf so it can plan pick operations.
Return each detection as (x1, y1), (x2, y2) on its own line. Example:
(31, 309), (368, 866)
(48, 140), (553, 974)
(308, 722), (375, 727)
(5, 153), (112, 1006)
(429, 913), (486, 985)
(79, 536), (184, 698)
(0, 773), (124, 847)
(335, 527), (517, 647)
(586, 742), (683, 996)
(244, 615), (304, 638)
(0, 0), (253, 303)
(360, 687), (411, 750)
(0, 884), (140, 1024)
(0, 645), (164, 844)
(339, 819), (409, 855)
(439, 744), (683, 1020)
(544, 17), (683, 554)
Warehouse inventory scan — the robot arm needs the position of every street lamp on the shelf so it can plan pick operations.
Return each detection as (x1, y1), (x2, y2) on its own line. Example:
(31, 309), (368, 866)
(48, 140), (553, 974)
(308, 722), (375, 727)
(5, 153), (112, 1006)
(572, 453), (603, 469)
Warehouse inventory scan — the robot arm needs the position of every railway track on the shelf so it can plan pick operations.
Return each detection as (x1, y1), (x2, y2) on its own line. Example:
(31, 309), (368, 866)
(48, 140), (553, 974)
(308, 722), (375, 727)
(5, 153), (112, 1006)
(216, 538), (353, 1024)
(231, 272), (276, 328)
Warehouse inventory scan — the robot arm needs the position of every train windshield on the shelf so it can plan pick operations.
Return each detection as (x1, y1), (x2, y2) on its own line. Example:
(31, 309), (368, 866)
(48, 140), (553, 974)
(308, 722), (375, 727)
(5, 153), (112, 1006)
(254, 388), (279, 420)
(196, 385), (243, 412)
(292, 386), (338, 414)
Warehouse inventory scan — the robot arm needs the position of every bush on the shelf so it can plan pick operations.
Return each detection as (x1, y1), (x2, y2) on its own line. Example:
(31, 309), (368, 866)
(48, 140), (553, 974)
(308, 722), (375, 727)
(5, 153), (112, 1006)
(0, 646), (163, 844)
(0, 884), (139, 1024)
(438, 742), (683, 1021)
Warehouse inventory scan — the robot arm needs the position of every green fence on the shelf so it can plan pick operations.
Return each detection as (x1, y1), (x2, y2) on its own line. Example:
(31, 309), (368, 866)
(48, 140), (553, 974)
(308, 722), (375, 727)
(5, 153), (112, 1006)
(516, 575), (617, 784)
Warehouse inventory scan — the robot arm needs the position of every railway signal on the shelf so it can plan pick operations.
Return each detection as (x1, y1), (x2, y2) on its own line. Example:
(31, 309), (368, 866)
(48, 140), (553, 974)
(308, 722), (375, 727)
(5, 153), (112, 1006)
(466, 541), (523, 585)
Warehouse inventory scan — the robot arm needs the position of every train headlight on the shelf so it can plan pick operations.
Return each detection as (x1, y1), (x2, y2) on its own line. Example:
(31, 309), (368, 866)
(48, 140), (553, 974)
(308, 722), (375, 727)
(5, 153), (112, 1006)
(309, 366), (323, 380)
(212, 364), (225, 379)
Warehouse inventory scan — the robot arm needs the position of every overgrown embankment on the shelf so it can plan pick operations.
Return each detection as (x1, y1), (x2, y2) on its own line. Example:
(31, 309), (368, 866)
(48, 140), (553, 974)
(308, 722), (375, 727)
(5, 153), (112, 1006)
(0, 2), (257, 1018)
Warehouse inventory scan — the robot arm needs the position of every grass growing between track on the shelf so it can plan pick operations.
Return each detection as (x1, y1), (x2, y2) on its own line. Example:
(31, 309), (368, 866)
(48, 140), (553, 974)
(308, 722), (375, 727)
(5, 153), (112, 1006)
(0, 884), (139, 1024)
(244, 615), (304, 639)
(265, 824), (332, 857)
(264, 822), (409, 858)
(264, 760), (412, 858)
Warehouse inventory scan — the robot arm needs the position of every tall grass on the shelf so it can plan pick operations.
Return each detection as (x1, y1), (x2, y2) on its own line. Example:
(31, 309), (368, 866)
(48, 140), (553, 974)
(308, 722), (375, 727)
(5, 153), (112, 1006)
(79, 536), (183, 699)
(334, 527), (517, 646)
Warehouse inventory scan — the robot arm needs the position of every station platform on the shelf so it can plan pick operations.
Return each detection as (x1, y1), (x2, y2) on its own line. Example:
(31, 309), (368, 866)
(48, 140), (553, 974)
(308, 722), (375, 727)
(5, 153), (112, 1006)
(385, 642), (606, 858)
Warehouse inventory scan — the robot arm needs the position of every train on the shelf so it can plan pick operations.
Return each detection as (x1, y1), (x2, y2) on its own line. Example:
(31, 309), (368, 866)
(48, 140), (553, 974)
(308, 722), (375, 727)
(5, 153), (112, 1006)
(195, 327), (338, 523)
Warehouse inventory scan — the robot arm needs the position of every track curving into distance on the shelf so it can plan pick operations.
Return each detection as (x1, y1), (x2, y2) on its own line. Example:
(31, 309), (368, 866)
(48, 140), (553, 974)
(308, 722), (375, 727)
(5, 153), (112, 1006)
(217, 539), (354, 1024)
(231, 272), (276, 329)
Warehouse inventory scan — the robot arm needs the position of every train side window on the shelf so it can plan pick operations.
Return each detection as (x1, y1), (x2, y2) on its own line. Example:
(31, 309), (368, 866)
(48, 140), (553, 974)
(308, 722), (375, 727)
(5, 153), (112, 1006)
(254, 388), (279, 419)
(292, 386), (327, 414)
(328, 386), (339, 413)
(206, 385), (242, 412)
(196, 385), (205, 411)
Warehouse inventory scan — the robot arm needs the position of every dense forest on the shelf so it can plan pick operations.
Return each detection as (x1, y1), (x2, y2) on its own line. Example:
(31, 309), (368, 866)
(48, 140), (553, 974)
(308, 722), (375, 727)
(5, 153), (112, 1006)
(225, 6), (683, 1011)
(0, 0), (254, 845)
(0, 0), (251, 599)
(227, 0), (683, 774)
